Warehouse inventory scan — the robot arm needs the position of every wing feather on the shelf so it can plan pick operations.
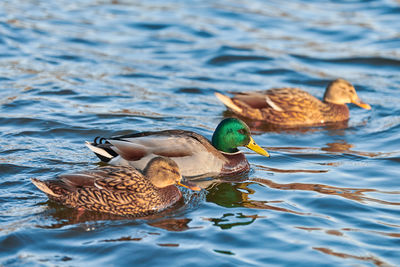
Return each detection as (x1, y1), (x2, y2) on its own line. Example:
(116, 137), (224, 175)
(108, 132), (210, 161)
(227, 88), (326, 125)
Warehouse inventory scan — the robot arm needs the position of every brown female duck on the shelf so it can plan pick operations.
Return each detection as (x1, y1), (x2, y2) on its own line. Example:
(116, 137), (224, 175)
(31, 157), (200, 217)
(215, 79), (371, 127)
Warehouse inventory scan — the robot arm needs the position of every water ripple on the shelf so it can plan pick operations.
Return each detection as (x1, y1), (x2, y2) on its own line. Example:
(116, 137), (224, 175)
(207, 54), (273, 66)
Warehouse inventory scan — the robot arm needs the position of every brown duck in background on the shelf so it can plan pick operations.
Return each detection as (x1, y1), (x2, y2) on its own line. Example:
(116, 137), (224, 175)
(215, 79), (371, 127)
(31, 157), (200, 217)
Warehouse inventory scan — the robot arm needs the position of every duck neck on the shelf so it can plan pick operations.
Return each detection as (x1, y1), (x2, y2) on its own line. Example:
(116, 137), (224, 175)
(322, 102), (350, 122)
(220, 152), (250, 175)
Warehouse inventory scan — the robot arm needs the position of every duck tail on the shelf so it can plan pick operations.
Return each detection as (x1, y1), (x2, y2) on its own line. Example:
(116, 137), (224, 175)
(85, 141), (114, 162)
(31, 178), (61, 197)
(215, 92), (243, 113)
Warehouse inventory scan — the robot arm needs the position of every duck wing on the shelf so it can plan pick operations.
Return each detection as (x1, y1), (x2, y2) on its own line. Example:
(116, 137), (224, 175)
(65, 167), (158, 208)
(221, 88), (325, 125)
(86, 166), (171, 214)
(35, 167), (134, 192)
(109, 130), (206, 160)
(31, 170), (101, 198)
(233, 88), (323, 113)
(90, 166), (149, 193)
(87, 130), (216, 160)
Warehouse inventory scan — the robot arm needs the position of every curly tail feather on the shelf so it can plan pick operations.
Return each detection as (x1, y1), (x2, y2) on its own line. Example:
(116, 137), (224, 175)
(85, 141), (114, 162)
(215, 92), (242, 113)
(31, 178), (61, 197)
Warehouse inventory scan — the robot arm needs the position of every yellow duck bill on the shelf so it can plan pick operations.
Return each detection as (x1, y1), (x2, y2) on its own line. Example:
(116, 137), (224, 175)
(245, 136), (270, 157)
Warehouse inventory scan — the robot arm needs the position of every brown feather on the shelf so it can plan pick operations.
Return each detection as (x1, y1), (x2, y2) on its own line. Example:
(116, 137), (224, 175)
(216, 79), (369, 127)
(32, 163), (183, 217)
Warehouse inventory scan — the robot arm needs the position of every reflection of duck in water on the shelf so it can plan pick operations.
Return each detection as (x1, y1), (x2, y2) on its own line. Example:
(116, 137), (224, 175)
(39, 197), (199, 232)
(216, 79), (371, 127)
(322, 140), (354, 153)
(250, 177), (398, 205)
(32, 157), (200, 217)
(322, 140), (381, 158)
(85, 118), (269, 180)
(206, 182), (251, 208)
(230, 115), (350, 134)
(206, 182), (305, 215)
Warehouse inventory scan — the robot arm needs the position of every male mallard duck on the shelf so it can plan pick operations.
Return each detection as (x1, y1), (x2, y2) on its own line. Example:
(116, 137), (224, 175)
(31, 157), (200, 217)
(215, 79), (371, 127)
(85, 118), (269, 179)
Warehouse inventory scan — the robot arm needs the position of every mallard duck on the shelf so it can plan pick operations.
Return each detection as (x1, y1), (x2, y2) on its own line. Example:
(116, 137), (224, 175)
(85, 118), (269, 179)
(31, 157), (200, 217)
(215, 79), (371, 127)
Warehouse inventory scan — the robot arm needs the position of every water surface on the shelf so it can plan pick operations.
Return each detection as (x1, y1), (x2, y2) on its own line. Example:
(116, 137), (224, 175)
(0, 0), (399, 266)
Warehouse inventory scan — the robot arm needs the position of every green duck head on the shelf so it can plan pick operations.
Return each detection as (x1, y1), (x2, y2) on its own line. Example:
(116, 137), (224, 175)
(211, 118), (269, 157)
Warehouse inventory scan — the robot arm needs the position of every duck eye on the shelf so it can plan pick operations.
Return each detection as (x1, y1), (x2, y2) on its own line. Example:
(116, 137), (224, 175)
(347, 87), (355, 94)
(237, 129), (247, 135)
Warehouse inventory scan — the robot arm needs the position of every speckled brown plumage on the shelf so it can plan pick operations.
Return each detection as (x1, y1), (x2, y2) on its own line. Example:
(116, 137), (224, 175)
(31, 157), (198, 217)
(215, 79), (371, 127)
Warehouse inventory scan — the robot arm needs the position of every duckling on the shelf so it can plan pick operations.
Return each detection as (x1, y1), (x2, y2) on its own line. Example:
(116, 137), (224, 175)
(31, 157), (200, 217)
(215, 79), (371, 127)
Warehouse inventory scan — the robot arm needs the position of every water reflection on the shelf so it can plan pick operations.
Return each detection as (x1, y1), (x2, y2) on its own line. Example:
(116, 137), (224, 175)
(251, 178), (400, 206)
(297, 226), (400, 240)
(322, 140), (382, 158)
(204, 176), (399, 232)
(206, 182), (311, 215)
(191, 171), (249, 189)
(157, 243), (180, 247)
(267, 140), (387, 158)
(36, 199), (196, 232)
(222, 111), (349, 134)
(213, 249), (235, 255)
(149, 218), (197, 232)
(254, 164), (328, 174)
(102, 236), (143, 242)
(313, 247), (391, 267)
(322, 140), (353, 153)
(203, 212), (263, 230)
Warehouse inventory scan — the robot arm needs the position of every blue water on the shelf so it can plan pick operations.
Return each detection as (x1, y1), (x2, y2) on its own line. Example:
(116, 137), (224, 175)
(1, 0), (399, 266)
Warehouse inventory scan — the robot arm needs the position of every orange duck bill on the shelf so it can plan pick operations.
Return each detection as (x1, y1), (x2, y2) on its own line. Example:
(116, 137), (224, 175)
(352, 98), (371, 110)
(178, 180), (201, 191)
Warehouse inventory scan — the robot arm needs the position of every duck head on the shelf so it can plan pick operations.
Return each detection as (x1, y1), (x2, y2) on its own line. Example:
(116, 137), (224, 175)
(211, 118), (270, 157)
(144, 157), (200, 191)
(323, 79), (371, 110)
